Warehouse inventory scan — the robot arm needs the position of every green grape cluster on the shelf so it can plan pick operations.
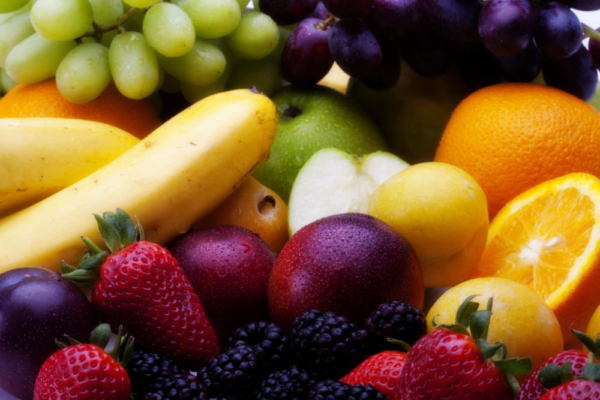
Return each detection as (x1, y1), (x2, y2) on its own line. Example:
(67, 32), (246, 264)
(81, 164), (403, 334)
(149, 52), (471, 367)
(0, 0), (287, 104)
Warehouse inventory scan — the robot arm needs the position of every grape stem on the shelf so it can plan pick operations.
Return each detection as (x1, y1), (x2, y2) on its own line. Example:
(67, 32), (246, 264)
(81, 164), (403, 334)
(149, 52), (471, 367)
(583, 23), (600, 44)
(80, 7), (140, 42)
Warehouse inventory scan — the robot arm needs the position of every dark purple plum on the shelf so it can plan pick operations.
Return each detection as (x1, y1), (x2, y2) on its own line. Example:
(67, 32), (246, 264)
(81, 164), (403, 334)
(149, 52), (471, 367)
(359, 37), (401, 90)
(168, 225), (276, 343)
(478, 0), (535, 57)
(308, 2), (330, 19)
(268, 213), (424, 331)
(322, 0), (375, 19)
(396, 24), (455, 77)
(281, 18), (334, 87)
(493, 40), (542, 82)
(542, 44), (598, 101)
(365, 0), (423, 38)
(0, 267), (97, 400)
(535, 2), (583, 59)
(557, 0), (600, 10)
(259, 0), (319, 25)
(421, 0), (482, 45)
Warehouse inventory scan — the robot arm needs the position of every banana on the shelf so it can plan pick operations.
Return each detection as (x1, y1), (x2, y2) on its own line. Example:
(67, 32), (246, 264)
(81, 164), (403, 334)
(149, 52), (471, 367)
(0, 89), (277, 274)
(0, 118), (140, 217)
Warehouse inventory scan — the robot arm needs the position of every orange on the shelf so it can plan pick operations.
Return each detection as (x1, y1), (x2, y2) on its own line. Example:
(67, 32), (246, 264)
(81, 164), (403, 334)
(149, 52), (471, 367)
(434, 83), (600, 218)
(470, 173), (600, 344)
(0, 79), (162, 139)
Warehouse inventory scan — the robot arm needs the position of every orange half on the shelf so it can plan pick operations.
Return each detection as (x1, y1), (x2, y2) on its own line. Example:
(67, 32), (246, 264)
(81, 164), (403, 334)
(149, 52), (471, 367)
(470, 173), (600, 343)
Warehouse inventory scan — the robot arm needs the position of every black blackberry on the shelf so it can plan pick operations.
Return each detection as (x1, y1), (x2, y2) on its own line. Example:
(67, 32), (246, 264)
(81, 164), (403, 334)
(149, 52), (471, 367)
(307, 380), (386, 400)
(225, 321), (290, 371)
(290, 310), (369, 379)
(254, 365), (319, 399)
(144, 373), (207, 399)
(196, 343), (263, 400)
(365, 301), (427, 351)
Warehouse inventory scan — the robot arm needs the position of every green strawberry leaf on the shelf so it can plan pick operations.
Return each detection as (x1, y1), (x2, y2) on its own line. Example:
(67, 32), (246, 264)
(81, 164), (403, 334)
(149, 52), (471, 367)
(582, 363), (600, 381)
(504, 373), (520, 398)
(572, 327), (598, 355)
(104, 209), (138, 247)
(456, 294), (480, 328)
(387, 338), (412, 352)
(539, 364), (562, 389)
(436, 323), (470, 336)
(477, 339), (504, 360)
(471, 309), (492, 341)
(95, 213), (123, 254)
(493, 357), (532, 376)
(90, 323), (112, 350)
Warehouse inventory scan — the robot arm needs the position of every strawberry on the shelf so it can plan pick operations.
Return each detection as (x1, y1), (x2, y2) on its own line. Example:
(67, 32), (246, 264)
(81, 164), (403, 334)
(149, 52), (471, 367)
(33, 324), (132, 400)
(391, 295), (532, 400)
(339, 350), (407, 396)
(63, 209), (219, 367)
(540, 379), (600, 400)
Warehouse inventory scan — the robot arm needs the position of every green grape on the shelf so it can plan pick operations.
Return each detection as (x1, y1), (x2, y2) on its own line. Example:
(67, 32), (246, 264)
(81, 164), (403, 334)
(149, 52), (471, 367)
(267, 27), (292, 64)
(158, 39), (226, 86)
(0, 10), (35, 67)
(122, 0), (161, 8)
(226, 11), (279, 60)
(1, 68), (18, 93)
(174, 0), (241, 39)
(88, 0), (123, 27)
(56, 43), (111, 104)
(180, 71), (229, 104)
(143, 3), (195, 57)
(0, 0), (29, 13)
(101, 30), (118, 48)
(5, 33), (76, 84)
(237, 0), (250, 9)
(30, 0), (93, 41)
(252, 0), (260, 10)
(122, 5), (146, 32)
(109, 31), (160, 99)
(226, 58), (281, 96)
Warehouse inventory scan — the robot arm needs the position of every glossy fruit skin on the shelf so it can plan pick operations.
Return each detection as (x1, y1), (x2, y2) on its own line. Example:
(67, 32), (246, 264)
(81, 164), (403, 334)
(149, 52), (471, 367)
(539, 379), (600, 399)
(391, 329), (513, 400)
(340, 351), (407, 396)
(33, 344), (131, 400)
(517, 350), (589, 400)
(92, 241), (219, 366)
(168, 226), (276, 342)
(268, 213), (424, 331)
(0, 267), (97, 400)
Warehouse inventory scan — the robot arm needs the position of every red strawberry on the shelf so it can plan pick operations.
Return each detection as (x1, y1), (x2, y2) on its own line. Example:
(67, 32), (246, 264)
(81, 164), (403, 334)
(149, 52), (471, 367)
(391, 296), (531, 400)
(340, 350), (407, 396)
(539, 379), (600, 399)
(63, 209), (219, 366)
(33, 324), (132, 400)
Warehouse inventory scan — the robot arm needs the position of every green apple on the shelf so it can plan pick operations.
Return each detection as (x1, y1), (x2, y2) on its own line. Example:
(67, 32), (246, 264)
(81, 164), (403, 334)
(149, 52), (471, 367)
(253, 85), (388, 202)
(347, 60), (472, 164)
(288, 148), (409, 235)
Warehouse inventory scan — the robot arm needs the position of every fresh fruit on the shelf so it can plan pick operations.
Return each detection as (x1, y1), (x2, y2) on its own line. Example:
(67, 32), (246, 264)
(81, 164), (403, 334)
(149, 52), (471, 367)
(0, 118), (139, 217)
(33, 324), (133, 400)
(289, 309), (369, 378)
(426, 278), (563, 371)
(434, 83), (600, 218)
(540, 379), (600, 399)
(62, 210), (220, 366)
(347, 61), (472, 164)
(225, 321), (291, 371)
(470, 173), (600, 343)
(339, 351), (408, 397)
(168, 226), (276, 342)
(586, 305), (600, 349)
(253, 85), (387, 202)
(392, 296), (531, 400)
(268, 213), (424, 330)
(288, 148), (409, 236)
(193, 176), (289, 253)
(0, 80), (161, 139)
(369, 162), (488, 288)
(365, 301), (426, 352)
(0, 89), (277, 275)
(308, 379), (385, 399)
(0, 267), (97, 400)
(255, 365), (318, 399)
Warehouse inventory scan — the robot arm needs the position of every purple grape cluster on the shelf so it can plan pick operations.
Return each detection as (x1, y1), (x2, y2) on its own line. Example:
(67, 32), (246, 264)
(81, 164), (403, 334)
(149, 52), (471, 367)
(260, 0), (600, 100)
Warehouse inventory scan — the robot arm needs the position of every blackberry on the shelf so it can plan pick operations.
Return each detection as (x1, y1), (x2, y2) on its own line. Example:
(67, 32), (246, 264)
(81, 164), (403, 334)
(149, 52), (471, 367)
(290, 310), (369, 379)
(225, 321), (290, 371)
(197, 343), (263, 400)
(144, 373), (207, 400)
(254, 365), (319, 400)
(308, 380), (386, 400)
(365, 301), (427, 351)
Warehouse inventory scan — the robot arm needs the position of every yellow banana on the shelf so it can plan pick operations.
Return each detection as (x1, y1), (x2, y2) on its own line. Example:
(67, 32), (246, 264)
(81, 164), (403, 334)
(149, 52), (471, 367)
(0, 118), (139, 217)
(0, 89), (277, 274)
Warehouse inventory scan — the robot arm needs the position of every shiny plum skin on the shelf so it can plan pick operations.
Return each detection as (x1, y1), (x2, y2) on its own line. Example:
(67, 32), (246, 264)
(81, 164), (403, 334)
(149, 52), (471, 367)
(0, 267), (97, 400)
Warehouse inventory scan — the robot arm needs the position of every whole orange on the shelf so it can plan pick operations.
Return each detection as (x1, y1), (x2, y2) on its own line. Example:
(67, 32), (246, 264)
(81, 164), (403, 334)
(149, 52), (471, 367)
(434, 83), (600, 218)
(0, 79), (162, 139)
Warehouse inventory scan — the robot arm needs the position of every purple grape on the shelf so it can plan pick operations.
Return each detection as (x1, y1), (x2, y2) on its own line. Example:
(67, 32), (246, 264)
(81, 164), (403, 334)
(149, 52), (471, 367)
(542, 44), (598, 101)
(308, 2), (330, 19)
(421, 0), (482, 45)
(0, 267), (98, 400)
(360, 37), (401, 90)
(493, 40), (542, 82)
(366, 0), (422, 38)
(322, 0), (375, 19)
(281, 18), (334, 87)
(535, 2), (583, 59)
(396, 24), (455, 77)
(557, 0), (600, 10)
(259, 0), (319, 25)
(457, 46), (503, 89)
(478, 0), (535, 57)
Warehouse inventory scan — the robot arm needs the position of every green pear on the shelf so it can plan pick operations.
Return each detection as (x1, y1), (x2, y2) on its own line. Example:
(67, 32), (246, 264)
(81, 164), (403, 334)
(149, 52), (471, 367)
(253, 85), (388, 202)
(288, 148), (409, 235)
(347, 60), (472, 164)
